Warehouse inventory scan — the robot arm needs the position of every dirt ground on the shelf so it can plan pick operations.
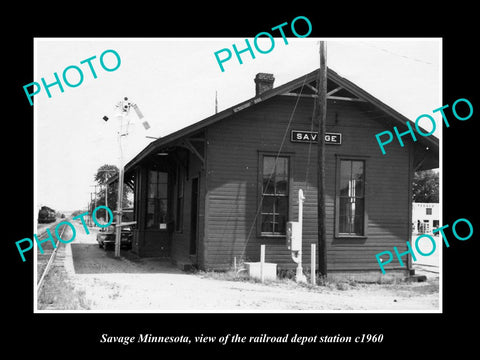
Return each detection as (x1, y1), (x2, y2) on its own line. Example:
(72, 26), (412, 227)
(44, 225), (440, 312)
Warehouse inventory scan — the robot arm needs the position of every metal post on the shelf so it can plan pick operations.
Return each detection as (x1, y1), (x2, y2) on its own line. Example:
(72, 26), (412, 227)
(260, 244), (265, 283)
(104, 172), (109, 218)
(89, 192), (94, 226)
(105, 184), (108, 215)
(114, 114), (125, 258)
(296, 189), (306, 283)
(311, 243), (316, 285)
(103, 97), (143, 258)
(90, 185), (98, 226)
(94, 185), (97, 210)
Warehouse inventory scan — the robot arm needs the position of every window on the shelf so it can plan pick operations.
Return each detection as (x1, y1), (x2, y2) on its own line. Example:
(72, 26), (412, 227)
(260, 155), (289, 236)
(146, 170), (168, 229)
(336, 158), (366, 237)
(426, 207), (432, 215)
(175, 165), (184, 232)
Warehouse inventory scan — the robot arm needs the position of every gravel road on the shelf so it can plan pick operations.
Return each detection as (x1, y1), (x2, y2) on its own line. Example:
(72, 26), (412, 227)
(52, 225), (439, 312)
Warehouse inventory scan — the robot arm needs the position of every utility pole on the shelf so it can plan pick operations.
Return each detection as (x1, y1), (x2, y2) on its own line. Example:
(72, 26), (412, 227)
(102, 97), (145, 258)
(316, 41), (328, 277)
(90, 185), (98, 226)
(89, 192), (94, 226)
(104, 181), (108, 214)
(97, 169), (116, 223)
(115, 113), (126, 258)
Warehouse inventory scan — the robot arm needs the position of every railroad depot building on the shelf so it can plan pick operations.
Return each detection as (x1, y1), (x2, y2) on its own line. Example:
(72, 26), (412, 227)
(112, 68), (439, 275)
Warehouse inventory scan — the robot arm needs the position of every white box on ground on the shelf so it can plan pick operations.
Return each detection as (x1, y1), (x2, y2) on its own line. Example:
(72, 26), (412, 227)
(244, 262), (277, 281)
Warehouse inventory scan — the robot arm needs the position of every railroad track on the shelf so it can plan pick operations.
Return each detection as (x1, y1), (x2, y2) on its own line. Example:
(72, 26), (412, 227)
(36, 221), (70, 294)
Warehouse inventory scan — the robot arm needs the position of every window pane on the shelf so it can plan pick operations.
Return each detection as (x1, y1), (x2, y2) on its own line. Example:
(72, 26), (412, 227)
(148, 182), (156, 198)
(263, 156), (275, 177)
(262, 156), (275, 194)
(263, 176), (275, 195)
(148, 170), (158, 183)
(158, 172), (168, 184)
(339, 197), (350, 233)
(339, 196), (364, 235)
(352, 161), (364, 196)
(276, 197), (288, 234)
(276, 178), (288, 195)
(276, 177), (288, 197)
(276, 217), (286, 234)
(158, 182), (168, 198)
(353, 198), (364, 235)
(146, 199), (155, 228)
(147, 198), (155, 215)
(261, 214), (274, 233)
(339, 160), (350, 196)
(276, 197), (288, 217)
(276, 157), (288, 177)
(262, 196), (275, 214)
(159, 199), (168, 224)
(275, 158), (288, 194)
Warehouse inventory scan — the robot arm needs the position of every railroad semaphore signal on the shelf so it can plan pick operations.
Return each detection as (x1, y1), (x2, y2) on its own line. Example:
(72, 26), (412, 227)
(101, 96), (149, 257)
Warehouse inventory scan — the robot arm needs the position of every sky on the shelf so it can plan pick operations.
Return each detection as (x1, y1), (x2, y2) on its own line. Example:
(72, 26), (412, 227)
(34, 37), (441, 212)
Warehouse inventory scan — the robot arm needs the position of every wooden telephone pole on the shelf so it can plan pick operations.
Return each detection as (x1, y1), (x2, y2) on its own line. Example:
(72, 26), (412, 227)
(316, 41), (328, 276)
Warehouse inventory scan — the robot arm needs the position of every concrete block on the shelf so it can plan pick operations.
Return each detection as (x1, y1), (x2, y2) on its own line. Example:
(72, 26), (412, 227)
(244, 262), (277, 281)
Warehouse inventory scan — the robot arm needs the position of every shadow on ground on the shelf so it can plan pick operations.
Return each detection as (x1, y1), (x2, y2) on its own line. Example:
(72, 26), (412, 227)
(70, 243), (181, 275)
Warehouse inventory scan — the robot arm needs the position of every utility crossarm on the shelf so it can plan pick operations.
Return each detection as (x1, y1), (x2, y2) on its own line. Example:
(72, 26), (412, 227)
(281, 92), (367, 102)
(306, 83), (319, 93)
(326, 86), (343, 96)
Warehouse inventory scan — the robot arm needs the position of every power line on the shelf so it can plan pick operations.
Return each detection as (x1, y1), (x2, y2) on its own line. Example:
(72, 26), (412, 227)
(358, 41), (434, 66)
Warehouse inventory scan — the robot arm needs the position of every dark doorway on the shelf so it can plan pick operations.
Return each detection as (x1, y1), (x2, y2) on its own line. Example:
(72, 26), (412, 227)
(190, 177), (199, 255)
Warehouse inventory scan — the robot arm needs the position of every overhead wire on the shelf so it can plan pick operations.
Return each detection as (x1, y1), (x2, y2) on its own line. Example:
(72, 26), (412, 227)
(240, 74), (309, 259)
(357, 41), (434, 66)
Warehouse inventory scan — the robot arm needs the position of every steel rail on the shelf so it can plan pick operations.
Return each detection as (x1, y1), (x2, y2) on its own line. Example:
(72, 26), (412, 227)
(37, 223), (66, 294)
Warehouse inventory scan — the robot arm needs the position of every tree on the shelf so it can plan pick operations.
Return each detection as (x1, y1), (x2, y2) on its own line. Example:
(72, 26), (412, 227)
(95, 164), (118, 185)
(72, 209), (85, 217)
(412, 169), (439, 203)
(92, 164), (132, 221)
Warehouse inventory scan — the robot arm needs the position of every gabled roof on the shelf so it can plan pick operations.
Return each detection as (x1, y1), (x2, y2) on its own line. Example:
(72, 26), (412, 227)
(115, 67), (439, 180)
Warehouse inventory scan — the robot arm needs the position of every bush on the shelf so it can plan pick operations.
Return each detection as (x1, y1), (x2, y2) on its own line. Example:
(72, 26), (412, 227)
(71, 209), (87, 217)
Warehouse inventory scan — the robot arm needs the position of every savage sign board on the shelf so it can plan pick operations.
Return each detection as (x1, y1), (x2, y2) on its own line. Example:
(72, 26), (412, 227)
(290, 130), (342, 144)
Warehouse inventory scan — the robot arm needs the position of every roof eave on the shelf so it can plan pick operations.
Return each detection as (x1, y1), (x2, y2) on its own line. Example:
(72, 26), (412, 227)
(115, 67), (439, 179)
